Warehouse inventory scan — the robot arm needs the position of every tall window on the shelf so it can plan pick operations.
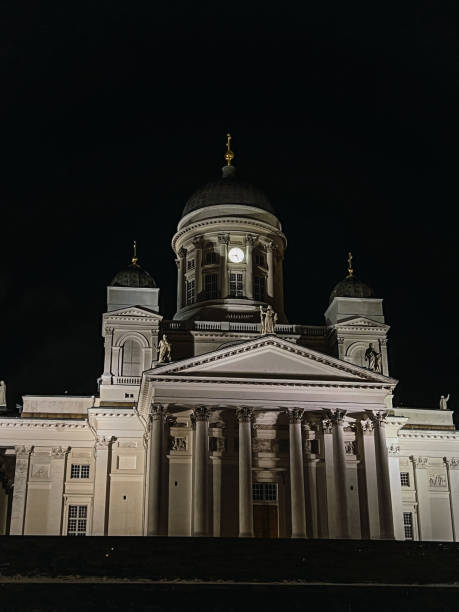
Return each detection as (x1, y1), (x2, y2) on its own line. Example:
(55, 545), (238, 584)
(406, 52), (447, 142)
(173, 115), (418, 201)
(186, 279), (196, 305)
(204, 274), (218, 299)
(403, 512), (414, 540)
(253, 483), (277, 501)
(187, 259), (195, 270)
(67, 505), (88, 536)
(400, 472), (410, 487)
(229, 273), (243, 297)
(121, 339), (142, 377)
(254, 276), (265, 301)
(205, 251), (217, 265)
(255, 253), (265, 267)
(70, 464), (90, 479)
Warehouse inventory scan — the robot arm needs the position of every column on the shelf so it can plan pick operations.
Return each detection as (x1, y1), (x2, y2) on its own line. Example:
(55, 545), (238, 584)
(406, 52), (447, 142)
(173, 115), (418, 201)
(288, 409), (307, 538)
(237, 407), (254, 537)
(193, 406), (210, 536)
(318, 418), (335, 538)
(329, 409), (349, 539)
(92, 437), (112, 536)
(370, 411), (394, 539)
(358, 418), (381, 539)
(411, 455), (432, 540)
(245, 234), (257, 300)
(275, 250), (285, 316)
(46, 447), (68, 535)
(9, 445), (32, 535)
(193, 236), (203, 296)
(102, 327), (113, 383)
(266, 242), (274, 300)
(444, 457), (459, 541)
(379, 338), (389, 376)
(218, 234), (229, 298)
(176, 247), (186, 310)
(148, 404), (165, 536)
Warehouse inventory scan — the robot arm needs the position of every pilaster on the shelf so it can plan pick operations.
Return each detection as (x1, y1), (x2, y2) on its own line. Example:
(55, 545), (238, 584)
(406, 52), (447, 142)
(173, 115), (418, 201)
(444, 457), (459, 541)
(46, 446), (69, 535)
(411, 455), (432, 541)
(92, 437), (113, 536)
(10, 445), (32, 535)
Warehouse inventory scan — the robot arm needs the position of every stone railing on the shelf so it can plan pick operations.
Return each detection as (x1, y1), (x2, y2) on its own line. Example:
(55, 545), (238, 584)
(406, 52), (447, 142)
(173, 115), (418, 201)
(162, 320), (327, 337)
(113, 377), (141, 385)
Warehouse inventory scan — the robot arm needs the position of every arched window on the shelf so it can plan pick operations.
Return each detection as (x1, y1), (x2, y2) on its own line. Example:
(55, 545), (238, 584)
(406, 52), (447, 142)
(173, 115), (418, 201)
(121, 339), (142, 376)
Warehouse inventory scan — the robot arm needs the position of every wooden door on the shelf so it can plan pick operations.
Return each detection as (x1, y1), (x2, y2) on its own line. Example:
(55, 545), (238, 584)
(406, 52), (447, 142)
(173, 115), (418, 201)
(253, 505), (278, 538)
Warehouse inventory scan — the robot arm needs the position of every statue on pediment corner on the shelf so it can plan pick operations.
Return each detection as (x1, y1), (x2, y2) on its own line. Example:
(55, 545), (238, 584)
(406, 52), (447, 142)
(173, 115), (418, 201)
(158, 334), (172, 363)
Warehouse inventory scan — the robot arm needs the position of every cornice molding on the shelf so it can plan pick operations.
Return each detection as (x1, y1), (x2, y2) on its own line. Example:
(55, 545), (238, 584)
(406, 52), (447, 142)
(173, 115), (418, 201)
(173, 217), (286, 251)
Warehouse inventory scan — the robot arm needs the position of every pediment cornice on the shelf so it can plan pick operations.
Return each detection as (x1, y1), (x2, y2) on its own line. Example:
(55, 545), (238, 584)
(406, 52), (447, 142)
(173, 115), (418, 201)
(148, 335), (397, 385)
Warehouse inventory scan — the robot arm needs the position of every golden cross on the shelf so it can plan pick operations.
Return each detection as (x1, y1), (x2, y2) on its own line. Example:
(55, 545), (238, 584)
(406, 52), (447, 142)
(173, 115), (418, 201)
(132, 240), (138, 265)
(225, 133), (234, 166)
(347, 251), (354, 278)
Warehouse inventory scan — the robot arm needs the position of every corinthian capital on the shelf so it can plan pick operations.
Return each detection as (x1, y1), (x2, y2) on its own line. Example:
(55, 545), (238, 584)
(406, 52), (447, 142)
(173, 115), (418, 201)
(288, 408), (304, 424)
(327, 408), (347, 425)
(236, 407), (254, 423)
(245, 233), (258, 247)
(218, 233), (230, 245)
(193, 406), (211, 422)
(151, 404), (166, 422)
(368, 410), (388, 427)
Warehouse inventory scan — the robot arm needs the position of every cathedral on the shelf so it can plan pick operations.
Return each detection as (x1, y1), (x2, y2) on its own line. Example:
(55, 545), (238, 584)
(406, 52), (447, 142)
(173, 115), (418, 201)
(0, 137), (457, 541)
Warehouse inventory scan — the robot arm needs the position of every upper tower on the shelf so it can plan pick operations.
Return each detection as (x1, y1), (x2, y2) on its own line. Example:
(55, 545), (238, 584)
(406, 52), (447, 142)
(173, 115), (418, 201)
(172, 135), (287, 322)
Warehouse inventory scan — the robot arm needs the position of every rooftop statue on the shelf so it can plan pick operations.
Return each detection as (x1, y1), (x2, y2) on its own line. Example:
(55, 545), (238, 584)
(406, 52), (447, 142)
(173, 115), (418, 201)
(0, 380), (5, 406)
(259, 305), (278, 334)
(439, 394), (450, 410)
(158, 335), (172, 363)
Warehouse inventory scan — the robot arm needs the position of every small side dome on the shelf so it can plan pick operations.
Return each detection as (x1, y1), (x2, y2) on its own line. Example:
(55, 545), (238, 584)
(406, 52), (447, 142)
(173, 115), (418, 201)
(110, 263), (156, 288)
(110, 241), (156, 288)
(329, 252), (374, 303)
(329, 276), (374, 303)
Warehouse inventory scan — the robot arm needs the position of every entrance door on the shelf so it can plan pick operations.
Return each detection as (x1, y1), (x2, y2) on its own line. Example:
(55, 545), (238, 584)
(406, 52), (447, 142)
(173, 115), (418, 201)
(253, 505), (279, 538)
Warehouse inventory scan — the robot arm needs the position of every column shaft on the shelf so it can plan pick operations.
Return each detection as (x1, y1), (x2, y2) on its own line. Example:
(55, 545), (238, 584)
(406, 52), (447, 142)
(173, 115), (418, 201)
(331, 410), (349, 539)
(218, 235), (229, 298)
(266, 243), (274, 299)
(148, 406), (164, 536)
(371, 412), (395, 539)
(245, 235), (256, 300)
(193, 407), (210, 536)
(176, 247), (186, 310)
(238, 407), (254, 537)
(289, 410), (307, 538)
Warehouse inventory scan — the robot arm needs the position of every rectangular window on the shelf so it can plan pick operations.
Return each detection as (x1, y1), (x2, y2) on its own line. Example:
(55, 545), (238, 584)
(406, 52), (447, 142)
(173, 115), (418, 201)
(186, 279), (196, 305)
(252, 483), (277, 502)
(70, 464), (90, 479)
(400, 472), (410, 487)
(229, 273), (243, 297)
(205, 251), (217, 265)
(204, 274), (218, 300)
(255, 253), (265, 267)
(67, 505), (88, 536)
(403, 512), (414, 540)
(187, 259), (195, 270)
(254, 276), (265, 301)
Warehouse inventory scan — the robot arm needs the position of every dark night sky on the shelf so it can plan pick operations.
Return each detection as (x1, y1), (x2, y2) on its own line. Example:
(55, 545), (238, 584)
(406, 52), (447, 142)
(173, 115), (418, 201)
(1, 4), (457, 415)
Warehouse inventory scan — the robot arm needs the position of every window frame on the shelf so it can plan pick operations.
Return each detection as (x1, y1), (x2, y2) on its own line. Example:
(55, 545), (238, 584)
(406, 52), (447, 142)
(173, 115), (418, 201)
(229, 272), (244, 298)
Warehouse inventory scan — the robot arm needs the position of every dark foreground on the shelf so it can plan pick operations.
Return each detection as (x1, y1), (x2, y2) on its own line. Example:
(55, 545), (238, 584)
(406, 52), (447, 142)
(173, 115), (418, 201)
(1, 536), (459, 611)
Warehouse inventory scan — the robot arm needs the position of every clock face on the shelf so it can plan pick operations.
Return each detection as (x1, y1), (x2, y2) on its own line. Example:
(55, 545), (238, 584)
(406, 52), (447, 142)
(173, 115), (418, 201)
(228, 247), (244, 263)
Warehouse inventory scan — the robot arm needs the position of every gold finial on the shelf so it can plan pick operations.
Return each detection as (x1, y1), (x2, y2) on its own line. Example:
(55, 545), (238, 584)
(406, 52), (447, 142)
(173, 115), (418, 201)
(132, 240), (138, 265)
(224, 133), (234, 166)
(347, 252), (354, 278)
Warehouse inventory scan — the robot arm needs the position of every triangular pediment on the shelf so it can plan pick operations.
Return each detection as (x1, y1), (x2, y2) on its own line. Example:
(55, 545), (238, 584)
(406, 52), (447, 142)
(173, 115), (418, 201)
(104, 306), (162, 320)
(150, 335), (395, 384)
(334, 316), (389, 331)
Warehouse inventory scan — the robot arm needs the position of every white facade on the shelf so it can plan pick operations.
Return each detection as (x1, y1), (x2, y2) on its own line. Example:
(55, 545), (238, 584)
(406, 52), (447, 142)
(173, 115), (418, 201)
(0, 161), (457, 540)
